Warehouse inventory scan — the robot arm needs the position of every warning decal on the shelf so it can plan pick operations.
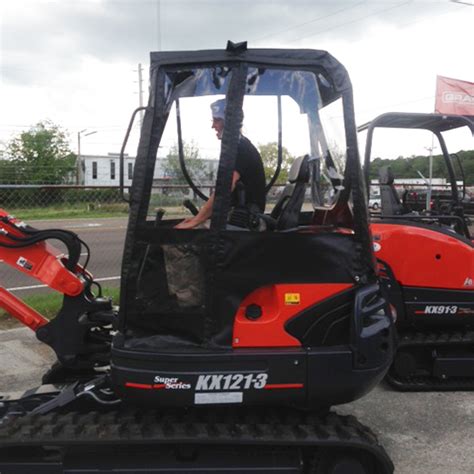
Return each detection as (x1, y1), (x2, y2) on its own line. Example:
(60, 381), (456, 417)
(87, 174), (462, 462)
(285, 293), (300, 305)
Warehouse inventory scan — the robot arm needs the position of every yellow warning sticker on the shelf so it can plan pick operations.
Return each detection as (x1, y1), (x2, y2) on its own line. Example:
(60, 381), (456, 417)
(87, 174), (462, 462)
(285, 293), (300, 305)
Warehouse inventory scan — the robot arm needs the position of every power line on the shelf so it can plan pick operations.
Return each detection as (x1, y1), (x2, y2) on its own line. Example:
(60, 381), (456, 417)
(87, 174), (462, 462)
(391, 1), (468, 29)
(287, 0), (413, 43)
(252, 1), (366, 44)
(285, 0), (465, 44)
(450, 0), (474, 5)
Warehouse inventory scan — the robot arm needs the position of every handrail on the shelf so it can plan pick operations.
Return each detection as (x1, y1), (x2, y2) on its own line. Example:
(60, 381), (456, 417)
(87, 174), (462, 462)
(119, 106), (149, 202)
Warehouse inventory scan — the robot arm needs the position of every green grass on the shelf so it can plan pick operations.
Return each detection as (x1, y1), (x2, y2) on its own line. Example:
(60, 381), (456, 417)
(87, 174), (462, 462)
(8, 205), (189, 221)
(8, 205), (130, 221)
(18, 209), (129, 220)
(0, 287), (121, 330)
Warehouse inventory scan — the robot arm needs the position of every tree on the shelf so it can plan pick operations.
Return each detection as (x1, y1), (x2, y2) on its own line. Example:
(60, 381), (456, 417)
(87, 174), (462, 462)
(162, 142), (212, 185)
(4, 120), (76, 184)
(371, 154), (443, 181)
(258, 142), (295, 184)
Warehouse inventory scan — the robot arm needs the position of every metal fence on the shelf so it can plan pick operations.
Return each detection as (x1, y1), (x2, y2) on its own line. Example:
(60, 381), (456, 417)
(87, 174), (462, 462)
(0, 184), (207, 217)
(0, 184), (214, 297)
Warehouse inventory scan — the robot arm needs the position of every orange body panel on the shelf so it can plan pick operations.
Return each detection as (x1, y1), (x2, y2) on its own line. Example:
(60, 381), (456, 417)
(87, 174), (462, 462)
(233, 283), (354, 348)
(371, 223), (474, 290)
(0, 242), (84, 296)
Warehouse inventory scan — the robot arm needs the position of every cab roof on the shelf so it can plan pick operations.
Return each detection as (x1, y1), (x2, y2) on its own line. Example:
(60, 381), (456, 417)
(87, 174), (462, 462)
(358, 112), (474, 134)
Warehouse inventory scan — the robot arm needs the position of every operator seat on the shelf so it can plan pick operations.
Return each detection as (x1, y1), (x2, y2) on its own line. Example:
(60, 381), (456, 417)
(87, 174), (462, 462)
(379, 166), (404, 215)
(271, 155), (310, 230)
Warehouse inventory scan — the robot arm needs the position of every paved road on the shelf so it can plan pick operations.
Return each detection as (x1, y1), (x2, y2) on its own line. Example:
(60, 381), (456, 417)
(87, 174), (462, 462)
(0, 327), (472, 474)
(0, 217), (127, 295)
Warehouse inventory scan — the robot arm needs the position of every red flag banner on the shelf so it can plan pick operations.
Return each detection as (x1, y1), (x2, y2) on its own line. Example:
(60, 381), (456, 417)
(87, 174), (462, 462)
(435, 75), (474, 115)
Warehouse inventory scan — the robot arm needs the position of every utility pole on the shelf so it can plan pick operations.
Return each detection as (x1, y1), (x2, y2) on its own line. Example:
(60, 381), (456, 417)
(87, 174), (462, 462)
(425, 139), (437, 212)
(138, 63), (144, 127)
(77, 130), (97, 185)
(156, 0), (162, 51)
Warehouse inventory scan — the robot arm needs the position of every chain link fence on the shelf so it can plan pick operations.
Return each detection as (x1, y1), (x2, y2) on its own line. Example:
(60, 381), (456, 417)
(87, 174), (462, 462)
(0, 186), (124, 218)
(0, 184), (225, 219)
(0, 184), (214, 296)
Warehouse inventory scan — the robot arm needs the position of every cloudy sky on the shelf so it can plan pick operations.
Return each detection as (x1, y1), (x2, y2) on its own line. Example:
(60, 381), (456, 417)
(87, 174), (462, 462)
(0, 0), (473, 160)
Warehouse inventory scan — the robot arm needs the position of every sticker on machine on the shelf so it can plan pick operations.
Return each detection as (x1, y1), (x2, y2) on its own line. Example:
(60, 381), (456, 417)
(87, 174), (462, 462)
(16, 257), (33, 271)
(153, 375), (191, 390)
(285, 293), (300, 305)
(413, 305), (474, 316)
(194, 392), (243, 405)
(196, 373), (268, 391)
(416, 305), (458, 315)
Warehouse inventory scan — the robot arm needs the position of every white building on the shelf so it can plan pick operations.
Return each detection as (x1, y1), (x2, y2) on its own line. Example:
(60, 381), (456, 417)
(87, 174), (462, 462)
(81, 153), (218, 187)
(81, 153), (135, 186)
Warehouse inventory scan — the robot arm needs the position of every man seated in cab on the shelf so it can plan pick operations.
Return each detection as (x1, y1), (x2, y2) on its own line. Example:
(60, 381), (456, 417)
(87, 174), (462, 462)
(175, 99), (266, 229)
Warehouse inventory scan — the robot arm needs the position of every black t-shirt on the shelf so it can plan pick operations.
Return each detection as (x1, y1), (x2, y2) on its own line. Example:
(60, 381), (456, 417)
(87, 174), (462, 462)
(232, 136), (266, 212)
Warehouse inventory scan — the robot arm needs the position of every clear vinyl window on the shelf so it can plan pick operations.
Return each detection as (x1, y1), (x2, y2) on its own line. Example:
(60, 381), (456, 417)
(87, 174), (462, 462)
(364, 128), (451, 209)
(146, 66), (348, 220)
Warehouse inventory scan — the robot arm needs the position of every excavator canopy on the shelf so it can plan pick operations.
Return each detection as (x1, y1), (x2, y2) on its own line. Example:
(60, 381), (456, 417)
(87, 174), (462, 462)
(118, 44), (374, 347)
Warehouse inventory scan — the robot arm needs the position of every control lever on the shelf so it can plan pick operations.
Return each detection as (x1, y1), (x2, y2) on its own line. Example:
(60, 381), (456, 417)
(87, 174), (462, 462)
(155, 209), (165, 226)
(183, 199), (199, 216)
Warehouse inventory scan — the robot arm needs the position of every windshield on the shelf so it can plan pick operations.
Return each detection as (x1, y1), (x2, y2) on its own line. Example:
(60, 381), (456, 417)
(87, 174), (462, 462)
(362, 124), (473, 212)
(146, 65), (348, 220)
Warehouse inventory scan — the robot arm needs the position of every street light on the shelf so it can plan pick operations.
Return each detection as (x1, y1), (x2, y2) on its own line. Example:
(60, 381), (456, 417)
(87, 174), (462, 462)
(424, 142), (437, 212)
(77, 129), (97, 185)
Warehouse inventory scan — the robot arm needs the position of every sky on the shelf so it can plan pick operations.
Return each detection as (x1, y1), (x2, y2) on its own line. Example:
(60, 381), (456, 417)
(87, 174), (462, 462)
(0, 0), (473, 161)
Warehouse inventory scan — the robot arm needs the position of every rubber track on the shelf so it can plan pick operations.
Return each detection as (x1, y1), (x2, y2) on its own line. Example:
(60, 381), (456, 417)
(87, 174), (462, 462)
(0, 407), (393, 473)
(387, 329), (474, 391)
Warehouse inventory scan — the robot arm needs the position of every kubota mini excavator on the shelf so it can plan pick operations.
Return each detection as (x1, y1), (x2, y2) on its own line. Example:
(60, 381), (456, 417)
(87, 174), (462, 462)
(0, 42), (395, 473)
(361, 112), (474, 391)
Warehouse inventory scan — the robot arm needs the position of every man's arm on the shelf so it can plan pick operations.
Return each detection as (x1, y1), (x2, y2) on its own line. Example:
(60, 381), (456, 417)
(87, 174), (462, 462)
(174, 171), (240, 229)
(174, 192), (215, 229)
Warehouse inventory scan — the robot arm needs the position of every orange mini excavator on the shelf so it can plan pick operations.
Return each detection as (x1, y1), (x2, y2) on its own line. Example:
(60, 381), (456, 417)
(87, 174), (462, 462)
(361, 112), (474, 391)
(0, 42), (395, 473)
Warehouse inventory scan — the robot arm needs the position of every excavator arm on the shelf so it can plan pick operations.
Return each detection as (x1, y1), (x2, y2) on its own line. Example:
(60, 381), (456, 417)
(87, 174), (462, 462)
(0, 209), (116, 381)
(0, 209), (86, 328)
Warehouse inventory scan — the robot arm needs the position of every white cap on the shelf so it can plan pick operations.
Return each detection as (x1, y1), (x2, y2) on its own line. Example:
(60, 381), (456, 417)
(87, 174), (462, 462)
(210, 99), (226, 120)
